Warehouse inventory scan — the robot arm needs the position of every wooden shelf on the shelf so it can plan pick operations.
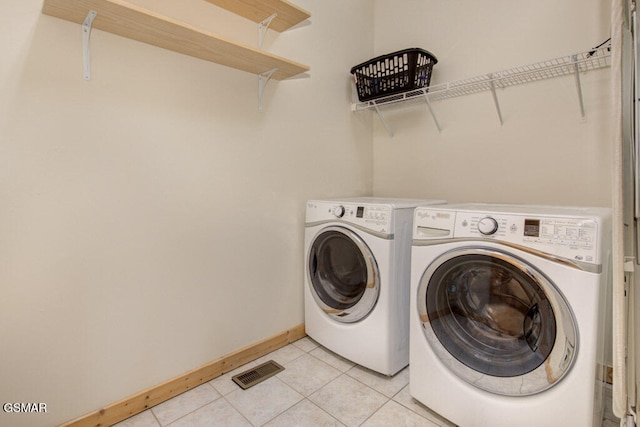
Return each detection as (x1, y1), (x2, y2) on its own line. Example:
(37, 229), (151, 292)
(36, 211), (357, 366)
(41, 0), (310, 80)
(203, 0), (310, 33)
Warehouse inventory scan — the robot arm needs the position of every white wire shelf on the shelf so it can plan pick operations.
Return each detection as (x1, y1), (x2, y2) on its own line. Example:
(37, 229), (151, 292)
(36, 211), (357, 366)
(351, 45), (612, 135)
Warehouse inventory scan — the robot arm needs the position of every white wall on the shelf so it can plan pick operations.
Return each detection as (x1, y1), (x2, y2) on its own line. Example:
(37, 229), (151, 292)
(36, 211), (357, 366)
(0, 1), (616, 425)
(0, 1), (373, 426)
(372, 0), (613, 208)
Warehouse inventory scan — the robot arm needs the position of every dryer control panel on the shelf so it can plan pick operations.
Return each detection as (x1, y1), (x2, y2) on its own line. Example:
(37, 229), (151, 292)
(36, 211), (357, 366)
(306, 200), (393, 233)
(414, 207), (604, 265)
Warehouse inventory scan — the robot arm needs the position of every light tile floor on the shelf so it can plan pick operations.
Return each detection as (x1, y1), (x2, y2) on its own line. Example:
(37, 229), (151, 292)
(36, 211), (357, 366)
(115, 337), (620, 427)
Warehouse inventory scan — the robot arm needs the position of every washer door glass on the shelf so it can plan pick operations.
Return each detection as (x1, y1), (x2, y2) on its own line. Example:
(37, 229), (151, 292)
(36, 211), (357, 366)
(308, 226), (379, 323)
(417, 247), (577, 396)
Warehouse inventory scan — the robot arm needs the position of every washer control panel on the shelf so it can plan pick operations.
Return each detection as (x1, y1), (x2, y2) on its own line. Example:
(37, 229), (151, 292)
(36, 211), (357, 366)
(414, 207), (602, 264)
(307, 201), (393, 233)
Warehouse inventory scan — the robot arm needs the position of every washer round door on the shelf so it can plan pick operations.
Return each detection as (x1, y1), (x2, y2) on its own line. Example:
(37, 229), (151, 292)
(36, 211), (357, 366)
(417, 247), (578, 396)
(308, 226), (380, 323)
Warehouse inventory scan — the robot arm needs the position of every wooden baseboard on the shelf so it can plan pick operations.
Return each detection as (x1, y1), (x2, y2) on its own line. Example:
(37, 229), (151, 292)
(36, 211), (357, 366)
(605, 365), (613, 385)
(59, 324), (306, 427)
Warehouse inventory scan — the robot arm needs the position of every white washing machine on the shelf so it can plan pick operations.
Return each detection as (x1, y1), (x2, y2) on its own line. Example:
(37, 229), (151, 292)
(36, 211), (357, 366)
(409, 203), (611, 427)
(304, 197), (445, 376)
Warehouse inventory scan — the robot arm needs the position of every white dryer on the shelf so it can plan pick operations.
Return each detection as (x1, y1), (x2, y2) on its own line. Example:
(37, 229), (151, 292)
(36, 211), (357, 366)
(304, 197), (445, 376)
(409, 203), (611, 427)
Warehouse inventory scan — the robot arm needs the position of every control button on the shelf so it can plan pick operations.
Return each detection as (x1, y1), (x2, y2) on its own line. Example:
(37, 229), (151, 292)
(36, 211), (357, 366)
(332, 205), (345, 218)
(477, 217), (499, 236)
(510, 224), (518, 233)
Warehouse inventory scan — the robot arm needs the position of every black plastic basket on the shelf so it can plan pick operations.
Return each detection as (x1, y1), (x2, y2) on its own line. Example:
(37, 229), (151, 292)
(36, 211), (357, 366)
(350, 48), (438, 102)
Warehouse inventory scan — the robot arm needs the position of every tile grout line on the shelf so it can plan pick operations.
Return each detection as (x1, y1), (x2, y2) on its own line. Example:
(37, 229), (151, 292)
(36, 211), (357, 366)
(300, 398), (345, 427)
(159, 382), (224, 427)
(221, 394), (255, 427)
(283, 339), (357, 426)
(150, 405), (163, 427)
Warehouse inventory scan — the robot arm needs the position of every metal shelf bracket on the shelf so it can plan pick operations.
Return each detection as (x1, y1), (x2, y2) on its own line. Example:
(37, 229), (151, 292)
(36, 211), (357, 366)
(571, 54), (586, 117)
(82, 10), (97, 80)
(258, 68), (277, 112)
(423, 94), (442, 133)
(373, 104), (394, 137)
(258, 13), (277, 49)
(489, 74), (504, 125)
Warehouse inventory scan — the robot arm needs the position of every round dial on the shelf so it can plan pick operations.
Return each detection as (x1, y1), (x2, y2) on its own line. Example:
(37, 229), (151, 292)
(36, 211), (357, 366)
(332, 205), (345, 218)
(477, 217), (499, 235)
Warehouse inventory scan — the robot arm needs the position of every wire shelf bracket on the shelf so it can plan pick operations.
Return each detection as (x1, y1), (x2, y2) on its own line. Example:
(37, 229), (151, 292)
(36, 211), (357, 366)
(489, 76), (504, 125)
(571, 54), (586, 117)
(373, 104), (394, 137)
(351, 45), (611, 136)
(423, 94), (442, 132)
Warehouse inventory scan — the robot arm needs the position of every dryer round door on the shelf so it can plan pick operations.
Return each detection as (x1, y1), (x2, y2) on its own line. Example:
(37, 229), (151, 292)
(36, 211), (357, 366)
(417, 246), (578, 396)
(308, 226), (380, 323)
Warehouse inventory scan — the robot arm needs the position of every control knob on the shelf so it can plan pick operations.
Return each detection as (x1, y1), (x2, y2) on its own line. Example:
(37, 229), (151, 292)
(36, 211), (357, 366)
(332, 205), (345, 218)
(477, 217), (499, 235)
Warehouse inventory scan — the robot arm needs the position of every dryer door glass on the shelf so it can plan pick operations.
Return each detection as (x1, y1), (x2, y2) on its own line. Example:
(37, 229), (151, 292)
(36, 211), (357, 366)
(417, 247), (577, 396)
(308, 226), (379, 323)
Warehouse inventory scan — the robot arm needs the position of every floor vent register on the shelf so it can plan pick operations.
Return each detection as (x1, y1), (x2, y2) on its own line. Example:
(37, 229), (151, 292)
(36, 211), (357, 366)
(232, 360), (284, 390)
